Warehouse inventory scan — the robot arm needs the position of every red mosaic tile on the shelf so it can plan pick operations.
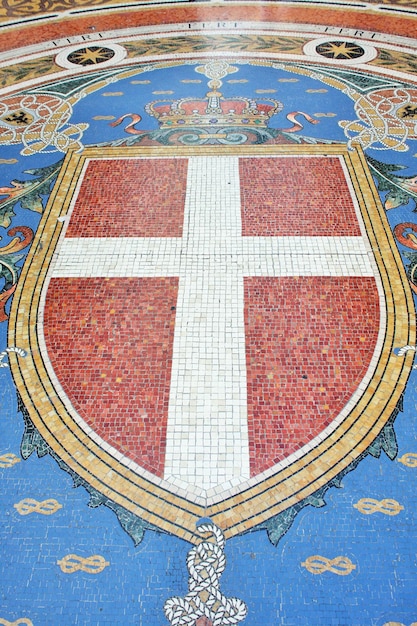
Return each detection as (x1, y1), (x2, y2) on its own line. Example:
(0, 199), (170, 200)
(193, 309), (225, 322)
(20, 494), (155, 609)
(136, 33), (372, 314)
(239, 157), (361, 236)
(44, 276), (178, 476)
(244, 276), (380, 476)
(0, 7), (413, 52)
(66, 158), (187, 238)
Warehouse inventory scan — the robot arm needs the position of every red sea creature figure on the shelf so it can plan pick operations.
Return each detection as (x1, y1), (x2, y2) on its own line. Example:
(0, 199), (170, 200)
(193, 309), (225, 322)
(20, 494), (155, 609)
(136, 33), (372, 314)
(110, 113), (143, 135)
(385, 174), (417, 210)
(394, 222), (417, 295)
(279, 110), (319, 133)
(398, 174), (417, 194)
(367, 156), (417, 211)
(0, 226), (34, 321)
(394, 223), (417, 249)
(0, 180), (34, 202)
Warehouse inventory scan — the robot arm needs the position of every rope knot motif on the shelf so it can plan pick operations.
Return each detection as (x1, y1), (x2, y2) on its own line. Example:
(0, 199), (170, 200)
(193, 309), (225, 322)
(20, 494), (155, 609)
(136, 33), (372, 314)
(164, 522), (247, 625)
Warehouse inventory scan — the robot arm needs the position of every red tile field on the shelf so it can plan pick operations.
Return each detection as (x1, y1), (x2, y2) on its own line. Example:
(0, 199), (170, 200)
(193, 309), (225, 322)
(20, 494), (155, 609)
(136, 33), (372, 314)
(43, 276), (178, 476)
(66, 158), (188, 238)
(244, 276), (380, 476)
(0, 5), (414, 53)
(239, 157), (362, 236)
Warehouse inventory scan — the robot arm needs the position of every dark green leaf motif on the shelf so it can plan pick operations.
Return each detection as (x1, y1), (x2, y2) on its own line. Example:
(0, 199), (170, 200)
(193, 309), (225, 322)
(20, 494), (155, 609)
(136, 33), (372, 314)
(367, 156), (417, 210)
(0, 159), (63, 228)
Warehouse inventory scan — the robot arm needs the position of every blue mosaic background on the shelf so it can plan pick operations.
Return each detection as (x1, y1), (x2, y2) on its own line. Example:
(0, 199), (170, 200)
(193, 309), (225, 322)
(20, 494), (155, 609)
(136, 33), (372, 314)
(1, 60), (416, 625)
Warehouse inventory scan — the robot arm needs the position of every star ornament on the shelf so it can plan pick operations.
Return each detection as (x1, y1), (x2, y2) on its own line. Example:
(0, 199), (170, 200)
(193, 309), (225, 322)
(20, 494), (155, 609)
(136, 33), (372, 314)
(315, 41), (365, 60)
(67, 46), (115, 66)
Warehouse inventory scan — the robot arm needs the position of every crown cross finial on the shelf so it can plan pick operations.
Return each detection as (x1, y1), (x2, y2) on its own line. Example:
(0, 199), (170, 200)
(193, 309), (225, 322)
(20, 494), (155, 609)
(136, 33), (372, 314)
(195, 60), (239, 86)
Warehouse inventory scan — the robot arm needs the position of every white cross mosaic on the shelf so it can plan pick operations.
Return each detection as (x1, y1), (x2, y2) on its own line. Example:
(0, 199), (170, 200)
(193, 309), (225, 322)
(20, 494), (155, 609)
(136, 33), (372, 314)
(51, 155), (374, 493)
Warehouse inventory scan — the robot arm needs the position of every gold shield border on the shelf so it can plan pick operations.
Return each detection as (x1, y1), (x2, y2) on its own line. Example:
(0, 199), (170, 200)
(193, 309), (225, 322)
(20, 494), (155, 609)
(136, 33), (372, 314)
(8, 144), (416, 544)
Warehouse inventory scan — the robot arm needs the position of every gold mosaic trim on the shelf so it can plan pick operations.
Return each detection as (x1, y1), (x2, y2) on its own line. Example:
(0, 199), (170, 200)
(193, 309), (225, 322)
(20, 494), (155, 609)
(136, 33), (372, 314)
(0, 0), (154, 20)
(124, 34), (306, 59)
(1, 33), (417, 92)
(8, 143), (415, 543)
(371, 48), (417, 77)
(0, 0), (415, 21)
(0, 35), (305, 91)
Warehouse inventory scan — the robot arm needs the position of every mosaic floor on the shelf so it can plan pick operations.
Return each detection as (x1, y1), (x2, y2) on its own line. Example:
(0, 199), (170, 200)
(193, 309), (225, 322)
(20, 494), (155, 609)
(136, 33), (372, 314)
(1, 1), (417, 625)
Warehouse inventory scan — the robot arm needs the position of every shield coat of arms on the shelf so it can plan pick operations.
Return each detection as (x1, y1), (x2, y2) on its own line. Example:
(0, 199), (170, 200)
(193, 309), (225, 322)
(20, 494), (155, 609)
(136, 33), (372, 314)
(9, 144), (415, 543)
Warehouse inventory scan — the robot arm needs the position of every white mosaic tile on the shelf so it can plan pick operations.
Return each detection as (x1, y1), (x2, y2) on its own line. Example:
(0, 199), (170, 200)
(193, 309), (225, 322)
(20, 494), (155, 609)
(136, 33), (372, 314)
(48, 154), (381, 495)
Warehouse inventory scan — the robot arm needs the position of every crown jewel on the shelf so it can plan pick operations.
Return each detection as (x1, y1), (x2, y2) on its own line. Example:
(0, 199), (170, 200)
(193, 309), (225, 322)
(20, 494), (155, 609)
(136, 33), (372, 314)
(145, 61), (282, 129)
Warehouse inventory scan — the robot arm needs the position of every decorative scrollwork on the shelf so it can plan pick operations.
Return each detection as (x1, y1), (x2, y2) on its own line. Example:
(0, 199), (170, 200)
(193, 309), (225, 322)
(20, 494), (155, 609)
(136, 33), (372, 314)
(0, 452), (20, 468)
(353, 497), (404, 516)
(0, 226), (34, 321)
(0, 94), (87, 155)
(340, 88), (417, 153)
(57, 553), (110, 574)
(398, 452), (417, 468)
(301, 554), (356, 576)
(14, 498), (62, 516)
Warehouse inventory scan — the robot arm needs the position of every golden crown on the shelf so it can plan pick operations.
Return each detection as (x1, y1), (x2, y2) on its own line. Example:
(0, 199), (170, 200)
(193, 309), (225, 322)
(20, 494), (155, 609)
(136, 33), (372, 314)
(145, 61), (282, 129)
(145, 92), (282, 129)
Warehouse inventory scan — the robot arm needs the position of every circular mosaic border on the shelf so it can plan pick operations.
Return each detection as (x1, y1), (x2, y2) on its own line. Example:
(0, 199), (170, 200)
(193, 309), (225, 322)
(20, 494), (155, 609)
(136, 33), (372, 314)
(303, 37), (378, 64)
(55, 42), (127, 69)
